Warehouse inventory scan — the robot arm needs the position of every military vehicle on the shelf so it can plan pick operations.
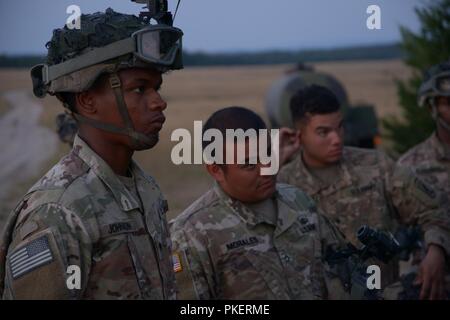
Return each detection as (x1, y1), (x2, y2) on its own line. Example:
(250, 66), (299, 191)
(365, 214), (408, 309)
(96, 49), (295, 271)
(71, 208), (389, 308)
(265, 63), (380, 148)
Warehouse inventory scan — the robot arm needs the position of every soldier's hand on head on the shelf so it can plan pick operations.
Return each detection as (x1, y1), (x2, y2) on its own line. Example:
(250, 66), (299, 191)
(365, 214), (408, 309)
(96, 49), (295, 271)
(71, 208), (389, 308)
(415, 244), (447, 300)
(278, 127), (301, 167)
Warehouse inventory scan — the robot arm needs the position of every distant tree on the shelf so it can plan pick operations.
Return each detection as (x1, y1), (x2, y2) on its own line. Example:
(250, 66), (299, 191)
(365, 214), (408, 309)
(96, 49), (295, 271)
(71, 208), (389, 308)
(382, 0), (450, 155)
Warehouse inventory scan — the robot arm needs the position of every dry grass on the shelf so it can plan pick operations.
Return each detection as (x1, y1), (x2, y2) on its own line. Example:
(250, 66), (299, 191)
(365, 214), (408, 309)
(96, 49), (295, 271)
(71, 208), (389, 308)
(0, 59), (412, 221)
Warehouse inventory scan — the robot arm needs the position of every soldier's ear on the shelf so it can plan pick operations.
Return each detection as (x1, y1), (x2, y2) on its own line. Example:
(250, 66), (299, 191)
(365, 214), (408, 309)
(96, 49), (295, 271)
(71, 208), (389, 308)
(76, 91), (97, 115)
(296, 128), (303, 145)
(206, 164), (226, 182)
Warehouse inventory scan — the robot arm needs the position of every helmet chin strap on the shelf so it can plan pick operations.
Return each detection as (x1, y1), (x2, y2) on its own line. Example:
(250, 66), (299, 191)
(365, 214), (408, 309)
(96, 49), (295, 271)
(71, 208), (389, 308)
(66, 72), (159, 150)
(430, 98), (450, 133)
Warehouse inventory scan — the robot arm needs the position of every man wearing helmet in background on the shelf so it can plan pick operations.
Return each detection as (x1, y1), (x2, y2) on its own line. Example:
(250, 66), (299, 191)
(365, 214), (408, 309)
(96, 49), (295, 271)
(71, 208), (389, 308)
(0, 6), (183, 299)
(392, 61), (450, 300)
(398, 61), (450, 196)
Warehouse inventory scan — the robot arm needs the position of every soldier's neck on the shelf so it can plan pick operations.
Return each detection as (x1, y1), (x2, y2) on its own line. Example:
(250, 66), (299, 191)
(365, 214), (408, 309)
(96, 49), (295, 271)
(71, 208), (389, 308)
(302, 151), (336, 169)
(78, 132), (133, 176)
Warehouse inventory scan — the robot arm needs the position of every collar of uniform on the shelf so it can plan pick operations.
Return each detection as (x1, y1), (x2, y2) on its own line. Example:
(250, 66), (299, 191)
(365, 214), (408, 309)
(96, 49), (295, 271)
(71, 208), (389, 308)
(213, 182), (267, 228)
(212, 182), (298, 235)
(72, 135), (141, 211)
(130, 160), (163, 213)
(430, 132), (450, 161)
(339, 148), (358, 188)
(129, 159), (150, 184)
(295, 150), (353, 196)
(291, 152), (321, 195)
(273, 190), (303, 238)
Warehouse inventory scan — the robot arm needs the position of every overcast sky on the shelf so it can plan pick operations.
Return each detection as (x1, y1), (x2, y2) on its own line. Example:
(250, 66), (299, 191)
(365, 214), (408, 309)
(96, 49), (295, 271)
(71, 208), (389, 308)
(0, 0), (428, 54)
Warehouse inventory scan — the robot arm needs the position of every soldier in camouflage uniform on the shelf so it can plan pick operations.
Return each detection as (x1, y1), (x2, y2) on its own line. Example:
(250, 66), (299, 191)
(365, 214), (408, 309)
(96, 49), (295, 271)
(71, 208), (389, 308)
(398, 62), (450, 195)
(0, 8), (183, 299)
(171, 107), (358, 300)
(277, 84), (450, 299)
(388, 61), (450, 300)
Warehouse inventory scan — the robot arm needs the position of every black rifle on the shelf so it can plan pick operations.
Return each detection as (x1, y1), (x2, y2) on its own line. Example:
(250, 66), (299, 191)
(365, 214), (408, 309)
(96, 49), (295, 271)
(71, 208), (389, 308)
(325, 225), (423, 299)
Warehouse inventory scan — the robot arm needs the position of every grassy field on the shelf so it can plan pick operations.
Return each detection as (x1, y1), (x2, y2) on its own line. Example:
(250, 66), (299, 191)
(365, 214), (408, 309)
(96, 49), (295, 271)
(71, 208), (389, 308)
(0, 96), (10, 117)
(0, 59), (412, 222)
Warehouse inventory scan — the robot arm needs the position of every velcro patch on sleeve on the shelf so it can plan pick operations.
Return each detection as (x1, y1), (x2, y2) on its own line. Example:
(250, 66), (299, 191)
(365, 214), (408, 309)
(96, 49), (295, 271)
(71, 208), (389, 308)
(9, 235), (54, 280)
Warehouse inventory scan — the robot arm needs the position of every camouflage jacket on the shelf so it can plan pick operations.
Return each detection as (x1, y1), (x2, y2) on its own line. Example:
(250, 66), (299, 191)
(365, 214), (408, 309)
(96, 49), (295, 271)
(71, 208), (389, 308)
(170, 182), (352, 300)
(398, 132), (450, 195)
(278, 147), (450, 286)
(0, 135), (174, 299)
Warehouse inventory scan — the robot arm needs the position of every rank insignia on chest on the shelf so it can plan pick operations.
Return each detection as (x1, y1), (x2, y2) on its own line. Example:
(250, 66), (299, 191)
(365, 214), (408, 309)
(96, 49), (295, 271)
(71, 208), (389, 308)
(297, 216), (316, 233)
(172, 252), (183, 273)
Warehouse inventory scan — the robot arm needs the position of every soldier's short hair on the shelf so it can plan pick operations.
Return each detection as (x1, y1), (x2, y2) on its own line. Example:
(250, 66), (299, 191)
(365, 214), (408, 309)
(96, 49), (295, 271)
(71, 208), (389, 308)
(290, 84), (341, 123)
(202, 107), (267, 171)
(202, 106), (267, 150)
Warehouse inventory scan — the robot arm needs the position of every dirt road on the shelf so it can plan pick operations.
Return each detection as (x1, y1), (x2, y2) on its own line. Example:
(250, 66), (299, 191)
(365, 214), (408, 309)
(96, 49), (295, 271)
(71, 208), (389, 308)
(0, 90), (58, 222)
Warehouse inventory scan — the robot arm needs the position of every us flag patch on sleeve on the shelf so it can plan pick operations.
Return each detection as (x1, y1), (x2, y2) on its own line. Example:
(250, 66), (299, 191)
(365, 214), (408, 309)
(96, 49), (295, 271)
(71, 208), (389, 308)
(172, 252), (183, 273)
(8, 235), (54, 279)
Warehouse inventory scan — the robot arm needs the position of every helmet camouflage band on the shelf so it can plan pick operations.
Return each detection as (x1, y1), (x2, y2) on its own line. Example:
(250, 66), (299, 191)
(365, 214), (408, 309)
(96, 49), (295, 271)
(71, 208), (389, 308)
(31, 8), (183, 98)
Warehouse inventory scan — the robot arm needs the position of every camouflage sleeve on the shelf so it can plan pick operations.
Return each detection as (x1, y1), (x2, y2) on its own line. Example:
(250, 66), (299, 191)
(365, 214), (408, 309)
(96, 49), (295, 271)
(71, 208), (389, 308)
(2, 203), (92, 299)
(384, 156), (450, 257)
(276, 164), (292, 185)
(170, 221), (216, 300)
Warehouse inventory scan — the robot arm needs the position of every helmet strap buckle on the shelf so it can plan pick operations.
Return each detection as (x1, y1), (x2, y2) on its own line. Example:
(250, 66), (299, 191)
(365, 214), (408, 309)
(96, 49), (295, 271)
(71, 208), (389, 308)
(109, 74), (122, 89)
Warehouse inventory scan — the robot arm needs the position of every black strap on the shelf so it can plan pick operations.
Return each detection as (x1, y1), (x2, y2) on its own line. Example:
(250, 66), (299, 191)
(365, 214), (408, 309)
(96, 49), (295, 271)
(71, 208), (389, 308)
(64, 72), (156, 148)
(109, 73), (135, 132)
(72, 112), (131, 135)
(108, 73), (158, 148)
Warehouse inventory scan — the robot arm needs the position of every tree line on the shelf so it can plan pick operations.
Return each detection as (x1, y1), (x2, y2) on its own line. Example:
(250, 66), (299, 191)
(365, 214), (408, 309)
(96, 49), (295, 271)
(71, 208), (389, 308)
(0, 43), (402, 68)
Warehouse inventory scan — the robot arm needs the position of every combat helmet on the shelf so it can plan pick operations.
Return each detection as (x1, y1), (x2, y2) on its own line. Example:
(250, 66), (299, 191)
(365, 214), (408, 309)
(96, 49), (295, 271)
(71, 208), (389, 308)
(31, 3), (183, 148)
(418, 61), (450, 131)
